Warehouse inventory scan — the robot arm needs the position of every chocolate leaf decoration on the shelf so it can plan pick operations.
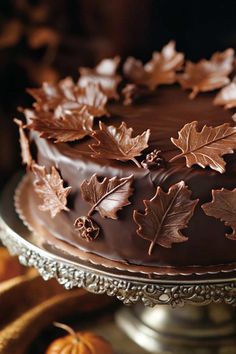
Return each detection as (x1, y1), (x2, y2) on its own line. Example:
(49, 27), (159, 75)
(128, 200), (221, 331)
(202, 188), (236, 240)
(74, 216), (100, 241)
(14, 118), (32, 166)
(123, 41), (184, 90)
(214, 82), (236, 109)
(14, 119), (32, 168)
(32, 164), (72, 218)
(78, 57), (121, 99)
(90, 121), (150, 167)
(77, 82), (109, 117)
(28, 106), (94, 143)
(134, 181), (198, 255)
(170, 121), (236, 173)
(80, 174), (133, 219)
(28, 77), (80, 112)
(178, 48), (234, 99)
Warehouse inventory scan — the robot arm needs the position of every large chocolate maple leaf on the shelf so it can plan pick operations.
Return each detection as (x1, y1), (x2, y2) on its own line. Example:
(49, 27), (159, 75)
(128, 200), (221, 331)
(14, 118), (32, 168)
(202, 188), (236, 240)
(32, 164), (72, 218)
(178, 48), (234, 99)
(80, 174), (133, 219)
(90, 122), (150, 167)
(133, 181), (198, 255)
(124, 41), (184, 90)
(170, 121), (236, 173)
(78, 57), (121, 99)
(28, 106), (94, 143)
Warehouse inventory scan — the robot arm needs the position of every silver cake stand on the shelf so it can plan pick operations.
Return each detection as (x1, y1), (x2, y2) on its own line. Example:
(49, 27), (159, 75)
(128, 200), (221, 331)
(2, 175), (236, 354)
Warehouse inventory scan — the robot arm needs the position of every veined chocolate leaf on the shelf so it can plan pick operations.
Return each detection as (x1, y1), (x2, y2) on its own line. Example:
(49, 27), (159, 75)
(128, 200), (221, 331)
(14, 118), (32, 168)
(32, 164), (72, 218)
(81, 174), (133, 219)
(202, 188), (236, 240)
(133, 181), (198, 255)
(78, 57), (121, 99)
(170, 121), (236, 173)
(28, 106), (94, 142)
(90, 121), (150, 167)
(178, 48), (234, 99)
(77, 82), (109, 117)
(124, 41), (184, 90)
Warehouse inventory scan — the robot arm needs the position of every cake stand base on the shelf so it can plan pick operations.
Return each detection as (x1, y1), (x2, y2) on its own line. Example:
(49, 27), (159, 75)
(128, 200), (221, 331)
(116, 303), (236, 353)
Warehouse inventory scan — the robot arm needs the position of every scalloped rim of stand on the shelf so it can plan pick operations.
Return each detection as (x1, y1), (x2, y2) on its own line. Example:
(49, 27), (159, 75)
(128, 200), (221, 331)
(14, 174), (236, 278)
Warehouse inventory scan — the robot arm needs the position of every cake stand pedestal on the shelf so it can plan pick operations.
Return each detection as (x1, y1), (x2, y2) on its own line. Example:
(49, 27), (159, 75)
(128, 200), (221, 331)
(1, 176), (236, 354)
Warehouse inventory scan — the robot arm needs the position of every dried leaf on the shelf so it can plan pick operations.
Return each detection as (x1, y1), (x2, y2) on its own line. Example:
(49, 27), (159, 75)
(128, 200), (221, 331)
(78, 57), (121, 99)
(202, 188), (236, 240)
(28, 106), (94, 143)
(170, 121), (236, 173)
(178, 48), (234, 99)
(81, 174), (133, 219)
(214, 82), (236, 109)
(14, 119), (32, 168)
(124, 41), (184, 90)
(134, 181), (198, 255)
(90, 121), (150, 167)
(77, 82), (109, 117)
(32, 164), (71, 218)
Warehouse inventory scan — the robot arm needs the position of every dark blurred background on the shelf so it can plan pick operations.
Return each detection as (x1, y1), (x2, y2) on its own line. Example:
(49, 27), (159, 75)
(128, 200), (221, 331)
(1, 0), (236, 186)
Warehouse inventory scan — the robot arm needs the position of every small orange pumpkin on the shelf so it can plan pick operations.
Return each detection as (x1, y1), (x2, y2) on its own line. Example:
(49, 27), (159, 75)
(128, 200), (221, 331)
(46, 322), (113, 354)
(0, 247), (25, 282)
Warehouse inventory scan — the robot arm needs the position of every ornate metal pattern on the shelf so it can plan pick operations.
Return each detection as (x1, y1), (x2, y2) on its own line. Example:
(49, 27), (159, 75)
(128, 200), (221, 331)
(1, 216), (236, 307)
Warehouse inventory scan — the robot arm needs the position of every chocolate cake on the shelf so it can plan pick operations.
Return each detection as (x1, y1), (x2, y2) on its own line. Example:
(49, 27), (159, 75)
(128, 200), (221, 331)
(14, 41), (236, 274)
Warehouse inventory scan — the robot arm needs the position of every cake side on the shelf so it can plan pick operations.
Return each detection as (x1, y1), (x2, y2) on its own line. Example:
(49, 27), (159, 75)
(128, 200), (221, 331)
(14, 43), (236, 270)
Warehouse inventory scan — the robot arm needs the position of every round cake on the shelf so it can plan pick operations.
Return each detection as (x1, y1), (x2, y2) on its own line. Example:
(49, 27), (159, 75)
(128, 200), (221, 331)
(14, 42), (236, 274)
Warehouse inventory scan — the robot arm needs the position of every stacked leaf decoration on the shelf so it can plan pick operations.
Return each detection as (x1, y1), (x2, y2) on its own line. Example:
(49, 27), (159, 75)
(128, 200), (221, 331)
(133, 181), (198, 255)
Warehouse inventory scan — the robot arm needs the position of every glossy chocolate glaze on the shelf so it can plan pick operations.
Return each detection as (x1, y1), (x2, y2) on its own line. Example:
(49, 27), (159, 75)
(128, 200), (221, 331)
(30, 85), (236, 268)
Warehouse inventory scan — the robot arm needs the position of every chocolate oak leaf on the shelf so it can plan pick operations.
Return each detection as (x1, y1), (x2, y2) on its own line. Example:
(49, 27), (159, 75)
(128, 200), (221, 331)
(77, 82), (109, 117)
(178, 48), (234, 99)
(32, 164), (72, 218)
(28, 77), (80, 112)
(80, 174), (133, 219)
(170, 121), (236, 173)
(123, 41), (184, 90)
(14, 119), (32, 168)
(89, 121), (150, 167)
(202, 188), (236, 240)
(74, 216), (100, 242)
(28, 106), (94, 143)
(214, 82), (236, 109)
(133, 181), (198, 255)
(78, 57), (121, 99)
